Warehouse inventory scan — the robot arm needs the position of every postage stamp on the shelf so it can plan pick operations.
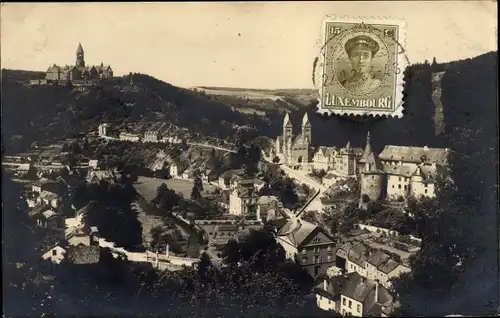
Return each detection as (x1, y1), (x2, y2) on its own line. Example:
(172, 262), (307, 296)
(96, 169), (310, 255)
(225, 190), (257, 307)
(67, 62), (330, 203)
(314, 16), (408, 118)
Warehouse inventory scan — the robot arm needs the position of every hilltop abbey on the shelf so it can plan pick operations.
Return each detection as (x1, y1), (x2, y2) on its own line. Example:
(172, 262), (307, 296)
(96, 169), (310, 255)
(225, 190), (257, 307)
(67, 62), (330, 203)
(45, 43), (113, 84)
(274, 113), (450, 201)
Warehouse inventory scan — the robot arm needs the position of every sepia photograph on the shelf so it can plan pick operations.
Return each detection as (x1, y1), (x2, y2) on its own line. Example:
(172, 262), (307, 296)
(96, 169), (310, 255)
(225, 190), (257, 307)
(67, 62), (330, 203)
(1, 2), (498, 317)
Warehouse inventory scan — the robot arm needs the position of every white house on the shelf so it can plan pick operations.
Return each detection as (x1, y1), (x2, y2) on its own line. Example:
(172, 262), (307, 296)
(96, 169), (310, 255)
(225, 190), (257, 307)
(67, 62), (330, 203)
(119, 132), (141, 142)
(170, 161), (187, 178)
(229, 181), (259, 218)
(37, 190), (59, 209)
(338, 273), (395, 317)
(88, 159), (99, 170)
(98, 123), (109, 137)
(41, 245), (67, 264)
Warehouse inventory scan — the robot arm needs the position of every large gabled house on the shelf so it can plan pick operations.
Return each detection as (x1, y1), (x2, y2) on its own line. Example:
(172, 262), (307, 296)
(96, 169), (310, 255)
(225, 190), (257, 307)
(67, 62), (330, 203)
(276, 218), (337, 277)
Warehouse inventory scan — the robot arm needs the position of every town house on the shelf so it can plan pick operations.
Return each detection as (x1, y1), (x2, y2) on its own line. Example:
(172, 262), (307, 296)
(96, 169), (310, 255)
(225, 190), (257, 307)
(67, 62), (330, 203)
(276, 218), (337, 277)
(37, 190), (60, 209)
(339, 273), (395, 317)
(31, 178), (58, 194)
(169, 161), (187, 178)
(42, 245), (67, 264)
(229, 180), (259, 219)
(36, 209), (63, 229)
(336, 243), (411, 289)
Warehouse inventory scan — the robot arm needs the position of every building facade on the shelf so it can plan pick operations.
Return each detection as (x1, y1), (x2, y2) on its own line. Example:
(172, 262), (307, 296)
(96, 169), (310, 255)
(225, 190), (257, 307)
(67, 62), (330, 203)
(358, 132), (449, 201)
(335, 243), (411, 289)
(229, 179), (259, 219)
(276, 218), (337, 277)
(274, 113), (362, 178)
(46, 43), (113, 84)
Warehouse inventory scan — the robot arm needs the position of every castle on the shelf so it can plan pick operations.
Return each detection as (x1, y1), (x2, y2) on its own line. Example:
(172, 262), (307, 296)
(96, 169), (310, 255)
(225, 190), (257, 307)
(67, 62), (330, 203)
(45, 43), (113, 84)
(275, 113), (450, 201)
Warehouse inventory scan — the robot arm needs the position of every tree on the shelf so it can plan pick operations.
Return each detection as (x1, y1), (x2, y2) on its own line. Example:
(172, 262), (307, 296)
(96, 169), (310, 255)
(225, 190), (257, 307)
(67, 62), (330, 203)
(190, 184), (202, 201)
(221, 239), (241, 266)
(71, 180), (90, 209)
(193, 176), (204, 193)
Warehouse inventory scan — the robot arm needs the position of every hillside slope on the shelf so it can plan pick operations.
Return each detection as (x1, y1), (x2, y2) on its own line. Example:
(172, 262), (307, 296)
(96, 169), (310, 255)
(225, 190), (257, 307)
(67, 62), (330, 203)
(1, 71), (284, 153)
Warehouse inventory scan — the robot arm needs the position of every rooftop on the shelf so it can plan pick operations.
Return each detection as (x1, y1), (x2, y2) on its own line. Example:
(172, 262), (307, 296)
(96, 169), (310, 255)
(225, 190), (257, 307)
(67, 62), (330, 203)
(277, 218), (317, 247)
(379, 145), (449, 164)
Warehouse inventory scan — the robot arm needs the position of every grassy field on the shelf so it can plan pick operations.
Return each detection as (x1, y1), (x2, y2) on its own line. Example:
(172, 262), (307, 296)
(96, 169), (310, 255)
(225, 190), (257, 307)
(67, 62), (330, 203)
(135, 176), (216, 201)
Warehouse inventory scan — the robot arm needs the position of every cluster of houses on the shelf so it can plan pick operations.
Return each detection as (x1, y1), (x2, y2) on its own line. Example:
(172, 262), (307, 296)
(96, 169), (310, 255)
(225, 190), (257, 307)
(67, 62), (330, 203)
(3, 146), (119, 266)
(312, 240), (413, 317)
(98, 122), (184, 144)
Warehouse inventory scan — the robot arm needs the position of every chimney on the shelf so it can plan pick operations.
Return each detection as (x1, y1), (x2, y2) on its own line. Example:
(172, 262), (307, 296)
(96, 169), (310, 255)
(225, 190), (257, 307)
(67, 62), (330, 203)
(166, 244), (169, 258)
(375, 279), (379, 304)
(323, 279), (328, 291)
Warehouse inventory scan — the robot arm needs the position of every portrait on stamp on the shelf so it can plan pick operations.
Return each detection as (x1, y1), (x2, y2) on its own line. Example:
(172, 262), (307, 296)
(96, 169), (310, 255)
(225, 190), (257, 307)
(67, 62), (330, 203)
(340, 34), (382, 95)
(316, 18), (407, 117)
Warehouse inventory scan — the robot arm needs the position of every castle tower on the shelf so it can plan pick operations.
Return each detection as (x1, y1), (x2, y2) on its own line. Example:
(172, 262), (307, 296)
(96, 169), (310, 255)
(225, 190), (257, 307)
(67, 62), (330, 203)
(76, 43), (85, 68)
(360, 131), (385, 202)
(301, 112), (311, 143)
(409, 163), (425, 197)
(340, 141), (356, 176)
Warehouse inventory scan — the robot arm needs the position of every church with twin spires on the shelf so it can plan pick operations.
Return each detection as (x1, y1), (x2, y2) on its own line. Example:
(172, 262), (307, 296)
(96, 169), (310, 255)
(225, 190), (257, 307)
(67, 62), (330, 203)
(45, 43), (113, 84)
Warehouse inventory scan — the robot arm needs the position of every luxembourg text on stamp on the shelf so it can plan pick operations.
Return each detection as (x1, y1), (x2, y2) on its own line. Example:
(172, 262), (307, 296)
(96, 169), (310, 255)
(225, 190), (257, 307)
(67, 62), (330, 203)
(314, 17), (408, 118)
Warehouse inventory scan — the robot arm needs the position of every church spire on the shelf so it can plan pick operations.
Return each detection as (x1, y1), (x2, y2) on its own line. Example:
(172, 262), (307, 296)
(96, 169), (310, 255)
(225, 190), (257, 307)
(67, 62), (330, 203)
(76, 43), (85, 67)
(360, 130), (373, 162)
(283, 112), (292, 127)
(345, 141), (351, 151)
(302, 112), (311, 127)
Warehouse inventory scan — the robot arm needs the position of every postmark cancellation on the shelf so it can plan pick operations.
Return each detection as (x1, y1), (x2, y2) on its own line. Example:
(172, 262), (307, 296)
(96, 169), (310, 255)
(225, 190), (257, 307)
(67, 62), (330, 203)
(315, 17), (408, 118)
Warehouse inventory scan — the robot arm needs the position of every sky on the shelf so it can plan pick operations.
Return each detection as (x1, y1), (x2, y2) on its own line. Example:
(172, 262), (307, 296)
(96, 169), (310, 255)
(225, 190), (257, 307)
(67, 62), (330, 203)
(1, 2), (497, 89)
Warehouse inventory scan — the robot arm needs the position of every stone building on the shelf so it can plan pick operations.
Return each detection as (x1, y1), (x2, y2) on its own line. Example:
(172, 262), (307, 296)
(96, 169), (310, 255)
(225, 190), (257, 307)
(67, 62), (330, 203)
(275, 113), (314, 165)
(358, 131), (450, 201)
(45, 43), (113, 84)
(229, 179), (259, 219)
(276, 218), (337, 277)
(274, 113), (363, 177)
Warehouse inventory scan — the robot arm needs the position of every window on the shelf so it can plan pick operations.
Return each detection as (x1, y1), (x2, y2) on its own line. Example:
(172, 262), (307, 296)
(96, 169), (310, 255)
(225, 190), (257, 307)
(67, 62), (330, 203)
(328, 300), (331, 304)
(313, 238), (320, 244)
(301, 249), (306, 255)
(404, 185), (407, 190)
(327, 255), (332, 261)
(425, 189), (428, 194)
(357, 304), (361, 312)
(327, 245), (331, 252)
(425, 183), (428, 188)
(348, 300), (352, 308)
(343, 298), (346, 305)
(52, 249), (57, 256)
(302, 257), (307, 264)
(398, 177), (401, 181)
(398, 184), (401, 189)
(392, 185), (394, 188)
